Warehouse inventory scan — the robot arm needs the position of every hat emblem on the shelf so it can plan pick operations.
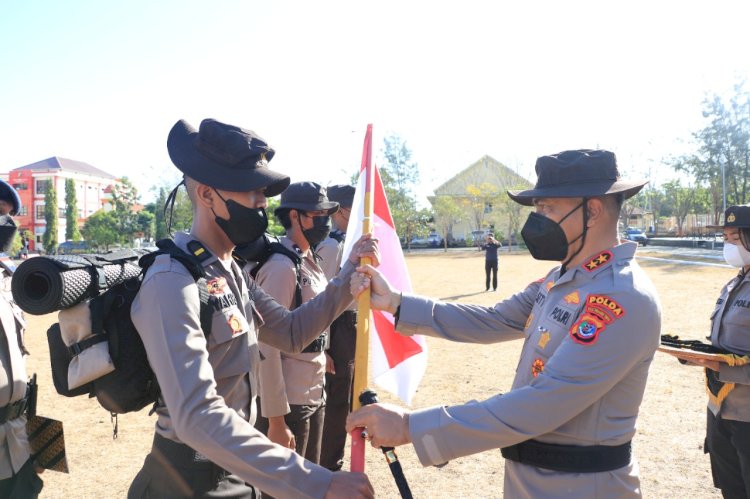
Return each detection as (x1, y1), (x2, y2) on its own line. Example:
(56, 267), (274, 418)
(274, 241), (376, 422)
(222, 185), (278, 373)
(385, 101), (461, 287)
(727, 213), (736, 223)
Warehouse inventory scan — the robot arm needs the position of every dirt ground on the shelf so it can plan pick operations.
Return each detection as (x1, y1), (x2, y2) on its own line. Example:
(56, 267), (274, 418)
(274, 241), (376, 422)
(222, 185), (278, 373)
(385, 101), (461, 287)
(24, 248), (727, 498)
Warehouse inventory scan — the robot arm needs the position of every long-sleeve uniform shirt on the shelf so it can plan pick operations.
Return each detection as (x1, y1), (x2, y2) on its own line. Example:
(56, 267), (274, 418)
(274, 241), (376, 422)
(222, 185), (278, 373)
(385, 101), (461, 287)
(397, 242), (661, 498)
(131, 232), (356, 499)
(0, 266), (30, 479)
(255, 237), (328, 417)
(708, 269), (750, 421)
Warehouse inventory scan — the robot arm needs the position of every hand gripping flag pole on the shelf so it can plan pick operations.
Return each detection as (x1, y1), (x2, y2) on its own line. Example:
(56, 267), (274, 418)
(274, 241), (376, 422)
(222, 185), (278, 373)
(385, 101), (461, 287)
(350, 124), (374, 473)
(349, 125), (414, 498)
(359, 389), (413, 499)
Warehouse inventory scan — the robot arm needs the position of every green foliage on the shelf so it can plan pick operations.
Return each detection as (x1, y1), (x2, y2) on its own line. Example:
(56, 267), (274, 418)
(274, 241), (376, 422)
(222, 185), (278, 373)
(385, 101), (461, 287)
(65, 179), (82, 241)
(136, 211), (155, 241)
(82, 210), (120, 250)
(432, 195), (463, 250)
(42, 181), (58, 253)
(151, 184), (193, 239)
(379, 133), (427, 246)
(266, 197), (285, 237)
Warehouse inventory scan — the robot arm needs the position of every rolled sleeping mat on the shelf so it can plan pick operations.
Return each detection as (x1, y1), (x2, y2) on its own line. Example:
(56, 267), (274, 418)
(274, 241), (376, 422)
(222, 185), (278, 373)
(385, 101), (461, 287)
(11, 251), (142, 315)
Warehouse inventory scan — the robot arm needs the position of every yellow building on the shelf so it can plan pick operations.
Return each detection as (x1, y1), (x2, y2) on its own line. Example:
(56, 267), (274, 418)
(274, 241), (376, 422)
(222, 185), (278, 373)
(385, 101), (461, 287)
(429, 155), (533, 244)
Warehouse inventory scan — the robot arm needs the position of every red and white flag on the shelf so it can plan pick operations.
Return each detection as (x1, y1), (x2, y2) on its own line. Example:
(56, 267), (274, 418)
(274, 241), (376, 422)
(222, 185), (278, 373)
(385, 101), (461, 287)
(342, 132), (427, 405)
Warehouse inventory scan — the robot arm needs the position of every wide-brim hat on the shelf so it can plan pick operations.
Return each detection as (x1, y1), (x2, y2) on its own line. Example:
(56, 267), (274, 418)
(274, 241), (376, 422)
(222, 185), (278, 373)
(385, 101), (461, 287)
(326, 184), (355, 208)
(706, 205), (750, 229)
(0, 179), (21, 216)
(167, 119), (290, 197)
(507, 149), (647, 206)
(275, 181), (339, 216)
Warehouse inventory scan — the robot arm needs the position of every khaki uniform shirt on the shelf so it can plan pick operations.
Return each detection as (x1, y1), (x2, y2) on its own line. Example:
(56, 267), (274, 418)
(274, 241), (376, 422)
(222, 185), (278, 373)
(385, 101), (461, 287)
(708, 269), (750, 421)
(398, 242), (661, 498)
(131, 232), (356, 499)
(316, 236), (341, 283)
(255, 237), (328, 417)
(0, 267), (31, 479)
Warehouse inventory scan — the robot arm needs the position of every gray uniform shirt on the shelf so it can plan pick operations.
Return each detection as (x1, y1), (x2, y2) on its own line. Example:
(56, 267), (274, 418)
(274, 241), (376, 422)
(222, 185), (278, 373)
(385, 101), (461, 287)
(316, 236), (341, 282)
(0, 269), (30, 479)
(131, 232), (356, 499)
(398, 242), (661, 498)
(708, 269), (750, 421)
(256, 237), (328, 417)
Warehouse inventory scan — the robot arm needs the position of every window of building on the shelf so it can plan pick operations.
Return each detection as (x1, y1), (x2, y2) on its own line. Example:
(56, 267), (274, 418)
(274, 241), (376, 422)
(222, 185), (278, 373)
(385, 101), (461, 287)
(35, 205), (45, 220)
(36, 179), (51, 195)
(58, 208), (66, 218)
(12, 183), (28, 191)
(17, 206), (28, 216)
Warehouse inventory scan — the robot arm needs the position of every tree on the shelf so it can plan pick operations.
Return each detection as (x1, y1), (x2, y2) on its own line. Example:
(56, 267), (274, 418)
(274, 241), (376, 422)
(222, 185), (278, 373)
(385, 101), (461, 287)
(432, 196), (463, 251)
(42, 180), (58, 253)
(674, 79), (750, 221)
(110, 177), (140, 245)
(661, 180), (697, 236)
(151, 184), (193, 239)
(65, 179), (82, 241)
(82, 210), (120, 250)
(136, 211), (155, 242)
(379, 133), (422, 248)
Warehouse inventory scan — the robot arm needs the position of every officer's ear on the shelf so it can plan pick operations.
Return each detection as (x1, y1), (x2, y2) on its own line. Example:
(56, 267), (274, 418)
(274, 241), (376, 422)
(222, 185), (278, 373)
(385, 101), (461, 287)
(586, 198), (606, 228)
(194, 183), (217, 210)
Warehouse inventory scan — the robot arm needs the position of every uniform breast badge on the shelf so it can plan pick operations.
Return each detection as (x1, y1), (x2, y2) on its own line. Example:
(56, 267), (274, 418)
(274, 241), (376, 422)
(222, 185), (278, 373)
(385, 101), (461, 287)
(537, 328), (550, 349)
(207, 277), (228, 295)
(532, 358), (545, 377)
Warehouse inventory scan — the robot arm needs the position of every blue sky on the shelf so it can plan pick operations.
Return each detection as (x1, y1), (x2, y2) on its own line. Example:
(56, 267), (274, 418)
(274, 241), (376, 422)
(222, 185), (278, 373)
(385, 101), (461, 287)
(1, 1), (749, 206)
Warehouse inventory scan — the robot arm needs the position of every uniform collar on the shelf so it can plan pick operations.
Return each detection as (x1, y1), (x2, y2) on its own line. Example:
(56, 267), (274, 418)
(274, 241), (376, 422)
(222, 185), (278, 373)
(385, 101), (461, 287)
(551, 241), (637, 287)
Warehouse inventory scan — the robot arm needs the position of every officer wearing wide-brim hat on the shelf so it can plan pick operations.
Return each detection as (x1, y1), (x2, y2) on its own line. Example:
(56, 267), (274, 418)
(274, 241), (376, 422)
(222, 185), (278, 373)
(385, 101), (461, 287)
(0, 180), (43, 498)
(346, 149), (661, 498)
(691, 203), (750, 497)
(129, 118), (375, 498)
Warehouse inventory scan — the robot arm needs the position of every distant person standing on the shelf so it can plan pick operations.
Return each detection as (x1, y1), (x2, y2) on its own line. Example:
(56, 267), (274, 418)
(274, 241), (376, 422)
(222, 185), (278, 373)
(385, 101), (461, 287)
(481, 234), (501, 291)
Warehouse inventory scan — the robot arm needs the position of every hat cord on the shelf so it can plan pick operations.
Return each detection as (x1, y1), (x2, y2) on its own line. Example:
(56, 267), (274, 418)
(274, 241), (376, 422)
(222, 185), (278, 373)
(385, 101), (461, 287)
(164, 180), (185, 235)
(561, 198), (589, 274)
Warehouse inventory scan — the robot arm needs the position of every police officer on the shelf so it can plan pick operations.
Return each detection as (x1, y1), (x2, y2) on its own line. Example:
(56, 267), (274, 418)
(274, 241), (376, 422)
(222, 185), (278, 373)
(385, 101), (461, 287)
(254, 181), (339, 465)
(0, 180), (43, 497)
(316, 184), (357, 471)
(129, 118), (375, 498)
(348, 150), (661, 498)
(690, 205), (750, 498)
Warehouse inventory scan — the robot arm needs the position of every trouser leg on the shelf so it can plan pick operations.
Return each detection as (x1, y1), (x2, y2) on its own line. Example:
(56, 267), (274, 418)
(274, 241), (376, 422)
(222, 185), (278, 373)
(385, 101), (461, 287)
(485, 261), (492, 290)
(491, 261), (498, 290)
(0, 457), (43, 499)
(706, 409), (750, 498)
(321, 311), (357, 470)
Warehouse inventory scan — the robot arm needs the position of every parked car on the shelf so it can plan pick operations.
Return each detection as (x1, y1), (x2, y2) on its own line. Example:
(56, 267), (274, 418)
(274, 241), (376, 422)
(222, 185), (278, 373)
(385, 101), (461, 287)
(57, 240), (94, 255)
(623, 228), (648, 246)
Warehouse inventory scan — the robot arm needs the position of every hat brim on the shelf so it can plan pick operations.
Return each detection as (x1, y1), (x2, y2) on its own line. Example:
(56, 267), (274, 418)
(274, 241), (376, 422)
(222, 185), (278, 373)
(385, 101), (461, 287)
(507, 179), (648, 206)
(168, 120), (290, 197)
(275, 202), (339, 216)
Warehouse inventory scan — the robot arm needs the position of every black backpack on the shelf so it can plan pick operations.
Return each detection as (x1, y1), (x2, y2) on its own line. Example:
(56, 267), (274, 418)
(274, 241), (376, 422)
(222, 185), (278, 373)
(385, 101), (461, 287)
(46, 239), (212, 432)
(235, 233), (303, 309)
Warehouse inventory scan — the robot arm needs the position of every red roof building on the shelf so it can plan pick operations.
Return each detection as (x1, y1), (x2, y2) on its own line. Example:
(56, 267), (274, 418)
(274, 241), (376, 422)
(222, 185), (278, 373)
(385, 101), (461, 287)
(1, 157), (118, 251)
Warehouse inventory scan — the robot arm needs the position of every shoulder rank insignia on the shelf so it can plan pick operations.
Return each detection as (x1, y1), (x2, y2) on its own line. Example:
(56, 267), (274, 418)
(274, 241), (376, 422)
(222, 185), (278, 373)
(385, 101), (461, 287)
(583, 251), (613, 272)
(532, 358), (545, 377)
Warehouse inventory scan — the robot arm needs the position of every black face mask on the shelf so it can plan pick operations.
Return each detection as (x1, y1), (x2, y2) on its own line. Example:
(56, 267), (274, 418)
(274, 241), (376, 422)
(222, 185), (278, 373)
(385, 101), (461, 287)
(213, 190), (269, 247)
(301, 214), (331, 247)
(521, 201), (585, 262)
(0, 216), (17, 253)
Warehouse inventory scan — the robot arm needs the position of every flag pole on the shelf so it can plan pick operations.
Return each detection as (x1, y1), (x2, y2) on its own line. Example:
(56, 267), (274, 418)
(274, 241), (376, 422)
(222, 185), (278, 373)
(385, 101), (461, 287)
(350, 124), (374, 473)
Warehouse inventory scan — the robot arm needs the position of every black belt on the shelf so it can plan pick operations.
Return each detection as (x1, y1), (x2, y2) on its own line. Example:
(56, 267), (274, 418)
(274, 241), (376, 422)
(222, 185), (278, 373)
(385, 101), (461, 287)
(0, 394), (30, 424)
(501, 439), (632, 473)
(302, 333), (327, 353)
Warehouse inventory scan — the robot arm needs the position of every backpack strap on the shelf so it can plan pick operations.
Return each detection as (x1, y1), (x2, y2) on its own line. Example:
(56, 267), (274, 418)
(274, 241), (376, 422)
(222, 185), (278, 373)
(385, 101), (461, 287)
(141, 239), (213, 338)
(250, 242), (303, 310)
